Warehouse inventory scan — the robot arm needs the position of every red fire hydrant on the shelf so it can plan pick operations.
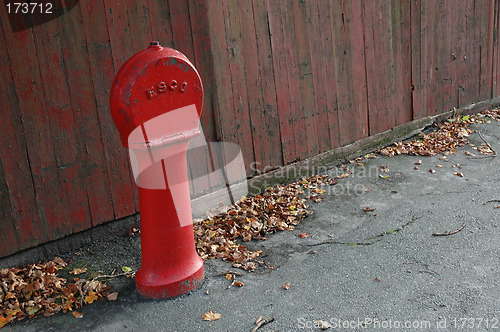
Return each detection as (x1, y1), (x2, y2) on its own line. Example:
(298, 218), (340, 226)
(110, 41), (204, 298)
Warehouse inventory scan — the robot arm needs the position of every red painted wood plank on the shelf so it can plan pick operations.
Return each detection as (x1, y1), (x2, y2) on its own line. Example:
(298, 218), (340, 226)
(455, 0), (469, 107)
(486, 0), (495, 99)
(252, 0), (283, 168)
(267, 0), (296, 164)
(127, 2), (152, 53)
(33, 10), (92, 234)
(316, 0), (340, 149)
(88, 0), (137, 218)
(478, 0), (490, 100)
(0, 8), (64, 241)
(170, 0), (210, 193)
(292, 0), (319, 158)
(307, 0), (332, 152)
(57, 3), (115, 227)
(0, 156), (19, 256)
(224, 0), (256, 174)
(493, 0), (500, 96)
(238, 0), (272, 172)
(147, 0), (174, 47)
(421, 1), (438, 116)
(0, 17), (38, 256)
(282, 0), (307, 161)
(187, 0), (224, 191)
(349, 0), (369, 139)
(410, 0), (423, 119)
(393, 0), (413, 126)
(170, 0), (195, 60)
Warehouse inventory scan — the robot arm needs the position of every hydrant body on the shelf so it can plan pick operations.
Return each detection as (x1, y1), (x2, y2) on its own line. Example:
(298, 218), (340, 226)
(110, 42), (204, 298)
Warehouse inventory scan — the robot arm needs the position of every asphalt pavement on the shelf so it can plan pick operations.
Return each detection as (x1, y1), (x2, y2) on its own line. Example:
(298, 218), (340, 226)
(5, 119), (500, 332)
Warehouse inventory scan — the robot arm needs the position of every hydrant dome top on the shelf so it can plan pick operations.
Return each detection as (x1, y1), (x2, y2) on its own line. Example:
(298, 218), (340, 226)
(110, 42), (204, 148)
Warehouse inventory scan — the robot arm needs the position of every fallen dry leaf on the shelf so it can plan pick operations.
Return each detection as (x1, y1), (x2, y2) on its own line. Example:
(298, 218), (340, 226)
(316, 320), (333, 330)
(233, 281), (244, 287)
(84, 291), (98, 304)
(282, 282), (291, 290)
(107, 292), (119, 301)
(375, 277), (381, 282)
(69, 268), (87, 275)
(363, 207), (376, 213)
(255, 315), (263, 324)
(435, 164), (443, 168)
(414, 166), (419, 170)
(415, 160), (422, 165)
(225, 273), (232, 280)
(299, 233), (309, 238)
(429, 169), (436, 173)
(72, 311), (84, 319)
(202, 311), (221, 321)
(453, 172), (464, 177)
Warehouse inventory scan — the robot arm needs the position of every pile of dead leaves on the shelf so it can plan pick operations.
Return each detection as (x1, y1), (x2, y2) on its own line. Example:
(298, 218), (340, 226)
(0, 258), (115, 327)
(379, 115), (472, 157)
(379, 109), (500, 157)
(194, 180), (314, 271)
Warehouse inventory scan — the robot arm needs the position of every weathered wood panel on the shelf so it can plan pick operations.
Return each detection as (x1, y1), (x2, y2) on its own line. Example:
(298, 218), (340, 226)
(1, 0), (500, 257)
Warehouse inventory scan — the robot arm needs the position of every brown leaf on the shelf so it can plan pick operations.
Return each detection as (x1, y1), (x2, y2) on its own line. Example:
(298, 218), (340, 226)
(299, 233), (309, 238)
(72, 311), (84, 319)
(84, 291), (98, 304)
(255, 315), (263, 324)
(69, 268), (87, 275)
(107, 292), (119, 301)
(282, 282), (291, 290)
(429, 169), (436, 173)
(202, 311), (221, 321)
(453, 172), (464, 177)
(233, 281), (244, 287)
(375, 277), (381, 282)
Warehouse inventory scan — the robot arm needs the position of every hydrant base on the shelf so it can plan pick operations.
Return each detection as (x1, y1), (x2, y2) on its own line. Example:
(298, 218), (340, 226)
(136, 264), (204, 299)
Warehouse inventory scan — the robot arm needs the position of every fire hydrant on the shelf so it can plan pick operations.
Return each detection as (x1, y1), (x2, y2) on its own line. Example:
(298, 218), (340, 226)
(110, 41), (204, 298)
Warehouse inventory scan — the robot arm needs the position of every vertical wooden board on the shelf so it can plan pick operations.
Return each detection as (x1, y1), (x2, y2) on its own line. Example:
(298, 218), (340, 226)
(223, 0), (256, 174)
(59, 3), (115, 227)
(187, 0), (221, 191)
(282, 0), (307, 161)
(103, 0), (140, 212)
(33, 11), (92, 234)
(316, 0), (340, 149)
(437, 0), (456, 113)
(393, 0), (412, 126)
(330, 0), (354, 144)
(493, 0), (500, 96)
(266, 0), (296, 164)
(170, 0), (210, 193)
(147, 0), (174, 46)
(0, 156), (19, 256)
(411, 0), (423, 119)
(486, 0), (495, 99)
(127, 1), (152, 53)
(1, 8), (62, 243)
(292, 0), (319, 158)
(478, 0), (490, 100)
(252, 0), (283, 168)
(422, 1), (438, 116)
(238, 0), (271, 171)
(170, 0), (203, 195)
(463, 0), (479, 105)
(87, 0), (136, 218)
(0, 18), (36, 256)
(361, 0), (393, 135)
(456, 0), (469, 107)
(308, 0), (332, 151)
(170, 0), (195, 60)
(348, 0), (369, 140)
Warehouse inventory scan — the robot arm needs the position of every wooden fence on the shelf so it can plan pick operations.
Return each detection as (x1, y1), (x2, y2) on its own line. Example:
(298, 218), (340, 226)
(1, 0), (499, 258)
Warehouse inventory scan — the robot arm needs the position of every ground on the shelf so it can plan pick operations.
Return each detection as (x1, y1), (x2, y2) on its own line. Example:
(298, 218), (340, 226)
(3, 119), (500, 331)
